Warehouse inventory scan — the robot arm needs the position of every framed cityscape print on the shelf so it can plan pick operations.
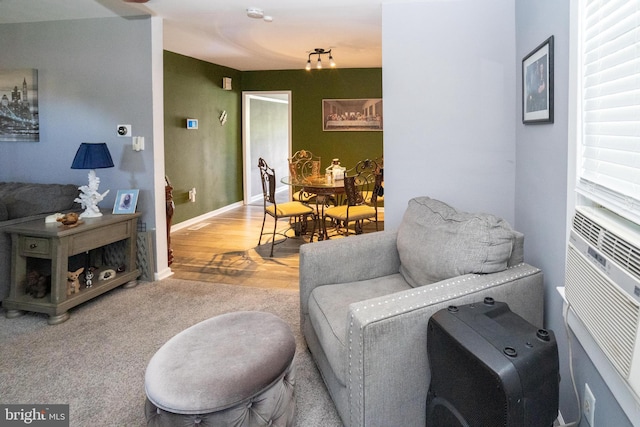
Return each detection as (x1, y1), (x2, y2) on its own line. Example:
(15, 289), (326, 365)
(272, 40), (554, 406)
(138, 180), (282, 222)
(522, 36), (554, 124)
(322, 98), (383, 131)
(0, 69), (39, 141)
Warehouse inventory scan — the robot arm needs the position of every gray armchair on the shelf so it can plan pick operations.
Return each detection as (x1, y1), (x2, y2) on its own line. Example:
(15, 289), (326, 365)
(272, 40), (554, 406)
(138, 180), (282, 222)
(299, 197), (544, 427)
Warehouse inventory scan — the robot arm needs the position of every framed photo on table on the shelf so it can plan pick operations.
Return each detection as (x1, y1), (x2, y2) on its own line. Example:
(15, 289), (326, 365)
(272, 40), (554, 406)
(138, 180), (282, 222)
(113, 189), (139, 214)
(522, 36), (554, 124)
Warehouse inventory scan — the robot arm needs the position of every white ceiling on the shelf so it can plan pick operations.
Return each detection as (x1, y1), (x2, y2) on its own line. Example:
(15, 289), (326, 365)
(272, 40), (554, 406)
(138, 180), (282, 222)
(0, 0), (392, 71)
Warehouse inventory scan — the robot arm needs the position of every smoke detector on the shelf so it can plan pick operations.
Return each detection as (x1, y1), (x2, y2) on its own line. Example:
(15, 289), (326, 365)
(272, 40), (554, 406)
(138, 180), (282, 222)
(246, 8), (264, 19)
(247, 7), (273, 22)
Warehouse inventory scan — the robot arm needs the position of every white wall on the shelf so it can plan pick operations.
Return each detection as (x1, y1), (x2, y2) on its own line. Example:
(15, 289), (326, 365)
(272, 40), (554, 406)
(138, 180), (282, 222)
(383, 0), (634, 425)
(0, 16), (169, 278)
(515, 1), (633, 426)
(382, 0), (516, 229)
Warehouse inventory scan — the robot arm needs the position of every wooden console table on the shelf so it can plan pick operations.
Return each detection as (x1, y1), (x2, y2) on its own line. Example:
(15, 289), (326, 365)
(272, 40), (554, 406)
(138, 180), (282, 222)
(3, 212), (141, 324)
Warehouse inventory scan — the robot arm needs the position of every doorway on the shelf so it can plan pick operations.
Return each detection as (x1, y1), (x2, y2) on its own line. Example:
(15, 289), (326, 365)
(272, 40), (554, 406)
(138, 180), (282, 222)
(242, 91), (292, 204)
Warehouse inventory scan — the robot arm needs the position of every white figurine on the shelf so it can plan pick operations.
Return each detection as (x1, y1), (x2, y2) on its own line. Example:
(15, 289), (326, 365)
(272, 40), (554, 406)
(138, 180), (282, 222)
(74, 170), (109, 218)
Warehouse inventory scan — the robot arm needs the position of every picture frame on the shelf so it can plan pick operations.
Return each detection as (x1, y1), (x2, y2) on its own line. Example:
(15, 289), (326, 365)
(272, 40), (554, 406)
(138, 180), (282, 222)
(113, 189), (139, 214)
(522, 36), (554, 124)
(0, 69), (39, 141)
(322, 98), (383, 131)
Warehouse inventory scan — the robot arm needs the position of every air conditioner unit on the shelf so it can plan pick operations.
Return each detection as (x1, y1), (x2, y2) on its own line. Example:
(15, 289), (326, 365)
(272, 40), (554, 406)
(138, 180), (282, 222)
(565, 206), (640, 403)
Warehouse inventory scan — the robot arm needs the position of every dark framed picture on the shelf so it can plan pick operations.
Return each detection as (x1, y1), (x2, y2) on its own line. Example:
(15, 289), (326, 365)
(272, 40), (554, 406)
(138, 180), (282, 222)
(0, 69), (39, 141)
(522, 36), (554, 124)
(113, 189), (139, 214)
(322, 98), (383, 131)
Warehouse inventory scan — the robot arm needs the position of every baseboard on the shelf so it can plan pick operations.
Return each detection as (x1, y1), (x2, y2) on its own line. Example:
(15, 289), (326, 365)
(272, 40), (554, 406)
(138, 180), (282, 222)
(171, 201), (244, 232)
(154, 267), (174, 281)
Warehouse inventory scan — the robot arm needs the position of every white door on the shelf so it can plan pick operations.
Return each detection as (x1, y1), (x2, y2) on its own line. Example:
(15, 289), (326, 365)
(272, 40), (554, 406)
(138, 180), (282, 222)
(242, 91), (292, 204)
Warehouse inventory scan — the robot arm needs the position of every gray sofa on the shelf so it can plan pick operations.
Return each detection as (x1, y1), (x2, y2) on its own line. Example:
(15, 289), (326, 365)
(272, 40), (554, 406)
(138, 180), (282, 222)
(299, 197), (544, 427)
(0, 182), (79, 303)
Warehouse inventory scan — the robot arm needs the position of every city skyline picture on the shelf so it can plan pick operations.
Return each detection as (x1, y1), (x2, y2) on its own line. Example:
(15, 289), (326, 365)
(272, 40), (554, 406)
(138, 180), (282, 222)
(0, 69), (39, 142)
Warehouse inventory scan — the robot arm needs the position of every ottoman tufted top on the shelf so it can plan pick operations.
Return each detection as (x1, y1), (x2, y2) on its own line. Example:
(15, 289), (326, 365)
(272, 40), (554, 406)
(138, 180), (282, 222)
(145, 311), (296, 414)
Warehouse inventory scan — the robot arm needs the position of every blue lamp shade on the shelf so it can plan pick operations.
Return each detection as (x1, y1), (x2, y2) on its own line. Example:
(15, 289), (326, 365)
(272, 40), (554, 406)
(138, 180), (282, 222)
(71, 143), (114, 170)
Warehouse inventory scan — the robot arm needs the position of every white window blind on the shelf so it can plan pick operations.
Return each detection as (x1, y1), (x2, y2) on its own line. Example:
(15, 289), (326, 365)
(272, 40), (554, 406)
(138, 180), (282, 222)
(577, 0), (640, 222)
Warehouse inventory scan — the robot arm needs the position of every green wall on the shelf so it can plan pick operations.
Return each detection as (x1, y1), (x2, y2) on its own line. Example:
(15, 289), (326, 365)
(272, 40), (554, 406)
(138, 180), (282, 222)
(243, 68), (383, 171)
(164, 51), (243, 224)
(164, 52), (383, 224)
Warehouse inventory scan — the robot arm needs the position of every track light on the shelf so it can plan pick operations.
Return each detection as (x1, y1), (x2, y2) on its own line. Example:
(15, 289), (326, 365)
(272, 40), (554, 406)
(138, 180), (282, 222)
(305, 48), (336, 71)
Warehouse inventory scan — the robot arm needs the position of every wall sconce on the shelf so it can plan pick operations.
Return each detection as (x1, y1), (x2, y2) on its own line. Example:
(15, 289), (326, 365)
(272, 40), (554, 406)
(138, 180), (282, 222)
(305, 48), (336, 71)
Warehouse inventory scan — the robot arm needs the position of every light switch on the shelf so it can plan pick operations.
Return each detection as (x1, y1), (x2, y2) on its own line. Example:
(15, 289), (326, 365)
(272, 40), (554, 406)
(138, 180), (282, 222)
(132, 136), (145, 151)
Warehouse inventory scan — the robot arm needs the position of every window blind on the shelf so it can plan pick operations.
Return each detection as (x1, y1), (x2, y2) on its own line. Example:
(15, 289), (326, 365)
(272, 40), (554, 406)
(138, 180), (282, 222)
(577, 0), (640, 222)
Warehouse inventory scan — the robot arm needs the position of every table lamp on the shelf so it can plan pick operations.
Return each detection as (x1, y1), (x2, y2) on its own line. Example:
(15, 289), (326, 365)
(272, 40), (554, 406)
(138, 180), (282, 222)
(71, 142), (114, 218)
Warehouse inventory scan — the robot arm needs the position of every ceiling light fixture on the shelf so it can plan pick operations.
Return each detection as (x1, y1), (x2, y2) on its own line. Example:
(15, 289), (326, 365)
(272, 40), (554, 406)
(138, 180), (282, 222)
(305, 48), (336, 71)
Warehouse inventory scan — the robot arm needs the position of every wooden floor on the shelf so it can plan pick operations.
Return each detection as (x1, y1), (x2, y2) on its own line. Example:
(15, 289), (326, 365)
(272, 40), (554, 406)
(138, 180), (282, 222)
(169, 198), (383, 290)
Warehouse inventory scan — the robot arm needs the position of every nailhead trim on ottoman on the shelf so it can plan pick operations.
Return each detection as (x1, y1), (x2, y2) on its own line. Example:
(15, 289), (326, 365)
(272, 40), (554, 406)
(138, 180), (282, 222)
(144, 311), (296, 427)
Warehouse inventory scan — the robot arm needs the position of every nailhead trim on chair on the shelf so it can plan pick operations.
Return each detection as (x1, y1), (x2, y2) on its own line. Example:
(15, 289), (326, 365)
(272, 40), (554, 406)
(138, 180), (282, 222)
(345, 263), (541, 426)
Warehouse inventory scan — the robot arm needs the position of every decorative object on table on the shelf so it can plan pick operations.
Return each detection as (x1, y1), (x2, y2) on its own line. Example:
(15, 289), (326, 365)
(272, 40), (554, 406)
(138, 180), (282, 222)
(71, 142), (114, 218)
(84, 268), (95, 288)
(23, 270), (51, 298)
(56, 212), (82, 228)
(325, 158), (345, 182)
(66, 267), (84, 296)
(98, 269), (116, 281)
(45, 213), (65, 223)
(113, 189), (139, 214)
(522, 35), (554, 124)
(322, 98), (383, 131)
(0, 69), (39, 142)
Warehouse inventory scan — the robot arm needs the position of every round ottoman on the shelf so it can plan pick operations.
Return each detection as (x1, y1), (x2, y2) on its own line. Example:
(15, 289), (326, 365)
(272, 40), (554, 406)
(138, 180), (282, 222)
(144, 311), (296, 427)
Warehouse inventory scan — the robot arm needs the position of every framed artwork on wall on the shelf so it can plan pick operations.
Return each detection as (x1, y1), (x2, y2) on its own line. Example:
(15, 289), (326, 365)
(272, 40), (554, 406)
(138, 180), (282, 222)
(522, 36), (554, 124)
(0, 69), (39, 141)
(322, 98), (383, 131)
(113, 189), (139, 214)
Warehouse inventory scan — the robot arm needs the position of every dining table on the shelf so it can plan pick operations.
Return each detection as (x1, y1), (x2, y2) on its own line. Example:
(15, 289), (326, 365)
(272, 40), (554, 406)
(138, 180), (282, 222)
(281, 174), (346, 240)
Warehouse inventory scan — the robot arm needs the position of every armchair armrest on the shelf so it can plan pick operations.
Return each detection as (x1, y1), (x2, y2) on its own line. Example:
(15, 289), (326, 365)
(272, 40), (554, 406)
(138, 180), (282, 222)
(345, 263), (543, 427)
(299, 231), (400, 321)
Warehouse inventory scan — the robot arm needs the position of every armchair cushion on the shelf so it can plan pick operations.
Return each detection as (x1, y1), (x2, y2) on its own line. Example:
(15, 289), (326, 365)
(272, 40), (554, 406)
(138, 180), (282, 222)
(397, 197), (516, 287)
(308, 273), (410, 386)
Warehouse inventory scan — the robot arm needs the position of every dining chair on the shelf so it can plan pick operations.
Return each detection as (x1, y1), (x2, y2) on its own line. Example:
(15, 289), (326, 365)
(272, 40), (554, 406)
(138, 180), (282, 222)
(323, 159), (380, 237)
(258, 158), (316, 256)
(363, 164), (383, 206)
(288, 150), (321, 203)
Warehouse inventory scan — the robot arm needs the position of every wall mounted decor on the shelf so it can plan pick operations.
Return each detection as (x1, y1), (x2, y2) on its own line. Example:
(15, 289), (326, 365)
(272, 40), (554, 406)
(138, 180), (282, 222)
(522, 36), (554, 124)
(0, 69), (39, 141)
(322, 98), (383, 131)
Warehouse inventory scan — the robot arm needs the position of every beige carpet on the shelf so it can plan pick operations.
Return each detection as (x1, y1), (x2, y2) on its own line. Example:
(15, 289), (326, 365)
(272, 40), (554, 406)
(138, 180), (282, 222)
(0, 279), (342, 426)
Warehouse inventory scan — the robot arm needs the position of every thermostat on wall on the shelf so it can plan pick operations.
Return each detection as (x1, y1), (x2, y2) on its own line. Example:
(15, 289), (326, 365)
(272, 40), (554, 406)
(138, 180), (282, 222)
(186, 119), (198, 129)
